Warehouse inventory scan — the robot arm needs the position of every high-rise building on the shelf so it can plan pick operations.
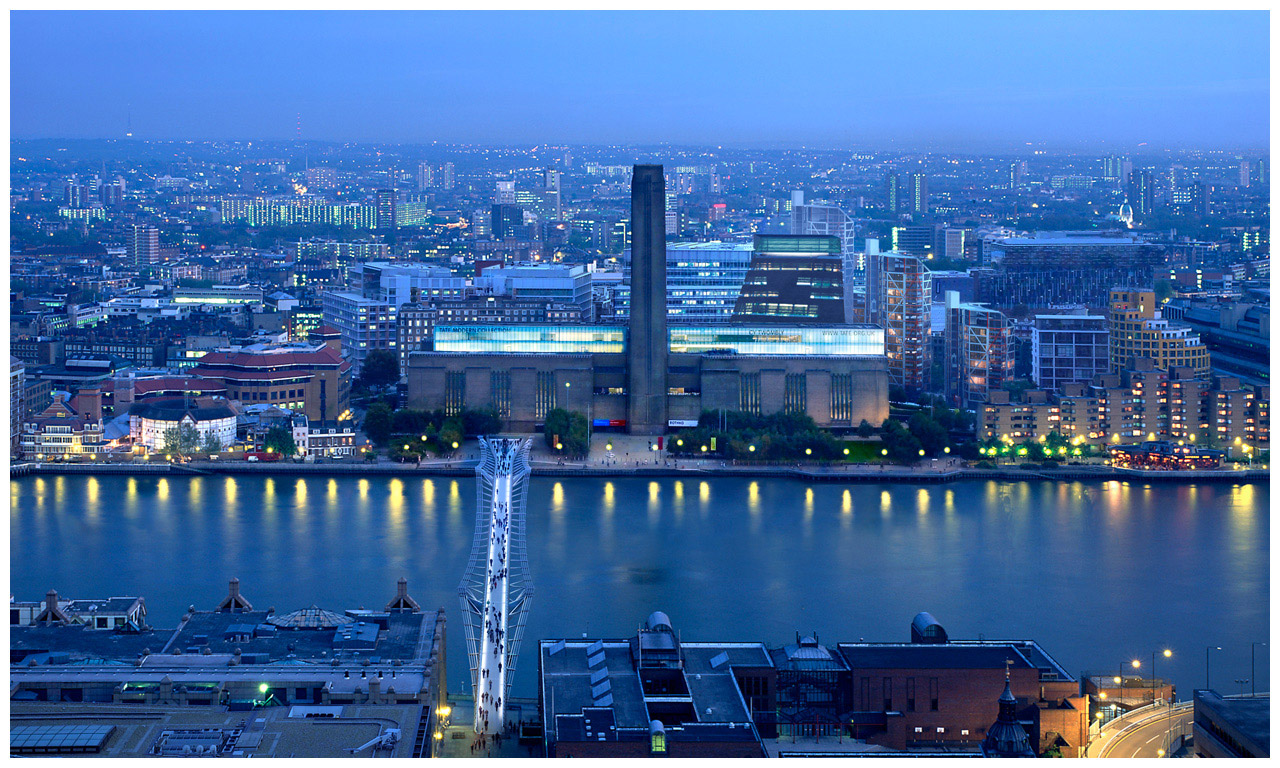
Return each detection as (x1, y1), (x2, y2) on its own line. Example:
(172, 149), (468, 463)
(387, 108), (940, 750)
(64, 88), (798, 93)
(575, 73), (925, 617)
(613, 242), (754, 323)
(1254, 158), (1268, 186)
(627, 164), (668, 435)
(885, 172), (901, 214)
(944, 292), (1014, 407)
(1127, 169), (1155, 216)
(11, 357), (24, 458)
(892, 224), (944, 259)
(732, 235), (851, 325)
(791, 193), (864, 284)
(1238, 160), (1251, 188)
(1102, 156), (1129, 181)
(416, 162), (434, 191)
(870, 251), (932, 391)
(127, 224), (160, 266)
(374, 189), (396, 229)
(441, 162), (456, 190)
(352, 261), (466, 308)
(495, 180), (516, 205)
(1009, 160), (1026, 190)
(491, 204), (525, 239)
(975, 233), (1166, 311)
(543, 169), (562, 219)
(1031, 313), (1109, 392)
(909, 173), (929, 215)
(1109, 289), (1210, 376)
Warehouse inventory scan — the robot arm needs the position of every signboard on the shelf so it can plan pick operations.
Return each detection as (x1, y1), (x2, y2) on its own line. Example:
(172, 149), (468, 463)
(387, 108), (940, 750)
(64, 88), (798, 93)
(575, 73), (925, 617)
(667, 419), (699, 428)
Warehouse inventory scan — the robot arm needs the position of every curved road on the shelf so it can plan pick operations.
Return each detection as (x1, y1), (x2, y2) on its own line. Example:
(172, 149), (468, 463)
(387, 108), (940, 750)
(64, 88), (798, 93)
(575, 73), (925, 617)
(1098, 707), (1192, 758)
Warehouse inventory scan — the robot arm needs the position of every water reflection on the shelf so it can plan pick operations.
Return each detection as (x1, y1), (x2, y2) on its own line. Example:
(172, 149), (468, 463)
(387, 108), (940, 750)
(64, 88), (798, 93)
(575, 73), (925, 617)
(7, 475), (1269, 701)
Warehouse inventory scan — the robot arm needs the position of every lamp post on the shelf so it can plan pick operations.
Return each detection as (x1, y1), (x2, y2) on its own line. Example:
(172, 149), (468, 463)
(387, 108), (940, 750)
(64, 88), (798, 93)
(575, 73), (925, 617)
(1252, 643), (1266, 697)
(1206, 646), (1222, 691)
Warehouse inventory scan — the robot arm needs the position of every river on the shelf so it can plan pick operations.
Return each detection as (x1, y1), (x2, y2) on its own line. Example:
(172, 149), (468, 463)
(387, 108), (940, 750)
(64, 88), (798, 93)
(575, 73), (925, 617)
(10, 474), (1270, 700)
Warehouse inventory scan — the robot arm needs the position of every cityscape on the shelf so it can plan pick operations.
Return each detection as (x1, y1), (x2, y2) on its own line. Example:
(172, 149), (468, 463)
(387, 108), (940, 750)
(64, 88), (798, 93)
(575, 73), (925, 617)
(7, 10), (1270, 760)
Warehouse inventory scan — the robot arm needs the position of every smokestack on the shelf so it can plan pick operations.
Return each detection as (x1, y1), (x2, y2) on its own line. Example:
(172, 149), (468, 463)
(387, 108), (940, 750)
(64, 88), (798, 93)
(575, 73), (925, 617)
(627, 165), (668, 435)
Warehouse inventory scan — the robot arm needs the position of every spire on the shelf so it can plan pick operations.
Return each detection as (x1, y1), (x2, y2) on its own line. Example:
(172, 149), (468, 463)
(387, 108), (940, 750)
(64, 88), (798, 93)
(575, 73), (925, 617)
(982, 662), (1035, 757)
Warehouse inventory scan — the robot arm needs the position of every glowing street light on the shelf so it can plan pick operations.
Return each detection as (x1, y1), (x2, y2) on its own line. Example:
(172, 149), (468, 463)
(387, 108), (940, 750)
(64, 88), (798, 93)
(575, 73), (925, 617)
(805, 448), (812, 456)
(259, 683), (269, 694)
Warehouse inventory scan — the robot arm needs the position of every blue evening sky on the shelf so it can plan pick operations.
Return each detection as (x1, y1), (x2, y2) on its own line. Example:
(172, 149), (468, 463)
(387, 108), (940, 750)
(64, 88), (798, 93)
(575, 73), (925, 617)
(10, 11), (1270, 150)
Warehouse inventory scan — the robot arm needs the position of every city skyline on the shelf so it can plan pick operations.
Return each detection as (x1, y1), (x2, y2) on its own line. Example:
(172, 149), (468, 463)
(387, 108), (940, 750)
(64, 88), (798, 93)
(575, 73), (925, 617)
(10, 10), (1270, 150)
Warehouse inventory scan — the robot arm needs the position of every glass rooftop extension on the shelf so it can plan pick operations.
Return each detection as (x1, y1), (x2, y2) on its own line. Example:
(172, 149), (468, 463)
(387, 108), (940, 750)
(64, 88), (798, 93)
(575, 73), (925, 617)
(432, 324), (885, 357)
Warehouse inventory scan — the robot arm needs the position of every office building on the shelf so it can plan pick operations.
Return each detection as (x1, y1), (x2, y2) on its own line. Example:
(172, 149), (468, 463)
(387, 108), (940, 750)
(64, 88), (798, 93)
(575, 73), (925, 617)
(943, 292), (1014, 408)
(975, 232), (1166, 310)
(1109, 289), (1210, 376)
(908, 173), (929, 215)
(352, 261), (467, 309)
(191, 339), (352, 422)
(1031, 313), (1109, 392)
(416, 162), (434, 190)
(320, 291), (398, 371)
(173, 284), (264, 308)
(612, 242), (754, 323)
(891, 224), (946, 259)
(495, 179), (516, 205)
(491, 203), (526, 239)
(473, 263), (594, 317)
(128, 225), (160, 266)
(869, 251), (932, 391)
(733, 235), (852, 324)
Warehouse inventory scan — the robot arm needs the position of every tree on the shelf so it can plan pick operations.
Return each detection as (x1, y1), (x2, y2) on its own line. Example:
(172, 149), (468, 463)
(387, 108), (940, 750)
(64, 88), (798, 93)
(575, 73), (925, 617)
(162, 423), (202, 457)
(357, 350), (400, 390)
(544, 408), (589, 457)
(908, 412), (948, 456)
(857, 419), (875, 438)
(202, 431), (224, 454)
(462, 408), (503, 437)
(264, 426), (297, 456)
(363, 402), (394, 446)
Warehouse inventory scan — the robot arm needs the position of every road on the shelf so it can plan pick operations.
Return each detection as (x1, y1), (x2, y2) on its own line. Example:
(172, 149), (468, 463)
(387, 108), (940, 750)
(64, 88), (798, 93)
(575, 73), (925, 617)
(1095, 705), (1192, 758)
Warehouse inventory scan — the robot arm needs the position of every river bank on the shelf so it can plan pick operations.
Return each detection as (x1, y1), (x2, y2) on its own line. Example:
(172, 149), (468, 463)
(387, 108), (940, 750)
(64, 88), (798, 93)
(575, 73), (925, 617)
(10, 460), (1269, 485)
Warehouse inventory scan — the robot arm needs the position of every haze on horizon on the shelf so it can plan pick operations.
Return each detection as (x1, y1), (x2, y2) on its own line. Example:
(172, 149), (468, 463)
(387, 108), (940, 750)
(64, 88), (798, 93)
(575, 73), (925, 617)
(9, 10), (1270, 151)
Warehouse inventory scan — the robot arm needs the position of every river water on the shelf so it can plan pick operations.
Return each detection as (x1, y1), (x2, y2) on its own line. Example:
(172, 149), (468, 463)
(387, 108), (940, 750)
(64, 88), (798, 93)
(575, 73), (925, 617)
(10, 474), (1270, 700)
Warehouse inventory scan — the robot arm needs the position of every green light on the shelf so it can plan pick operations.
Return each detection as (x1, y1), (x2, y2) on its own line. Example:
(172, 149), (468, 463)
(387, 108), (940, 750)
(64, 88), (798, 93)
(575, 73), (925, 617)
(259, 683), (269, 694)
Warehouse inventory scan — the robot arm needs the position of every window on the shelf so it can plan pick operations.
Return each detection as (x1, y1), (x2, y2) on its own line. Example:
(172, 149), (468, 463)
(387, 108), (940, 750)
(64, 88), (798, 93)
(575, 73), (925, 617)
(929, 677), (939, 711)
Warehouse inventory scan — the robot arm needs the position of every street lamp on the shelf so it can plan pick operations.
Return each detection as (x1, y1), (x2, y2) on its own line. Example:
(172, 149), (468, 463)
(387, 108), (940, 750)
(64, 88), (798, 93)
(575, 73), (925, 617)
(1206, 646), (1222, 690)
(1252, 643), (1266, 697)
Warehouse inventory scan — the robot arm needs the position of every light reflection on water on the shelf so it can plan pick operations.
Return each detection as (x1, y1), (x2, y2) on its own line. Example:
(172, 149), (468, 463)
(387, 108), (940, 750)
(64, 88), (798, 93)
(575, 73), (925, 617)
(8, 475), (1269, 703)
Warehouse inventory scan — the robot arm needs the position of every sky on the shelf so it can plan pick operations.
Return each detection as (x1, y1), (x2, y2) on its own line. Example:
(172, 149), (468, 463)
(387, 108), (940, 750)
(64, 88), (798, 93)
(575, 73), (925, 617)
(9, 11), (1271, 150)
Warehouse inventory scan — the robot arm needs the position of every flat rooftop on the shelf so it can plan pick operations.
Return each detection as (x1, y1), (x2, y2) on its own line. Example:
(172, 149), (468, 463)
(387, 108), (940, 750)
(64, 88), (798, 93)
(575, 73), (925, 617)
(1196, 691), (1270, 755)
(9, 701), (424, 758)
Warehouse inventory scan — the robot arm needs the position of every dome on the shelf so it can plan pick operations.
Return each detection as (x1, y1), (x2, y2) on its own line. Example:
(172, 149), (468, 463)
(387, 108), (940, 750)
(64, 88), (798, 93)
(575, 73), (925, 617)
(267, 605), (354, 629)
(645, 611), (673, 633)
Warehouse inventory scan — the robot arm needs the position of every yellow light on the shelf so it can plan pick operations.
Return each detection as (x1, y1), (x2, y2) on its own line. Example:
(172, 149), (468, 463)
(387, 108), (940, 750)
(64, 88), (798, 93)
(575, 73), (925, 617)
(1163, 649), (1172, 658)
(749, 445), (756, 452)
(433, 731), (444, 741)
(1157, 749), (1165, 757)
(700, 445), (707, 452)
(555, 442), (563, 450)
(1096, 711), (1104, 718)
(1099, 692), (1107, 699)
(881, 449), (888, 456)
(421, 435), (427, 442)
(1131, 659), (1141, 669)
(918, 449), (925, 456)
(805, 448), (812, 455)
(1114, 676), (1122, 685)
(452, 442), (459, 449)
(944, 446), (951, 454)
(605, 443), (612, 451)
